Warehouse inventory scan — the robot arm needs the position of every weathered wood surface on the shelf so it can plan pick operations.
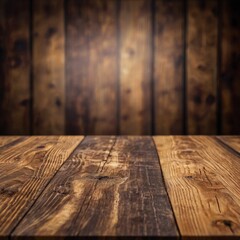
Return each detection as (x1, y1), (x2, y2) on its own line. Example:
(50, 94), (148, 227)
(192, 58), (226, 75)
(0, 136), (83, 236)
(154, 0), (184, 135)
(13, 136), (178, 238)
(154, 136), (240, 237)
(220, 0), (240, 134)
(217, 136), (240, 154)
(66, 0), (118, 135)
(33, 0), (65, 134)
(119, 0), (152, 135)
(186, 0), (218, 134)
(0, 136), (240, 239)
(0, 0), (30, 135)
(0, 1), (240, 135)
(0, 136), (20, 147)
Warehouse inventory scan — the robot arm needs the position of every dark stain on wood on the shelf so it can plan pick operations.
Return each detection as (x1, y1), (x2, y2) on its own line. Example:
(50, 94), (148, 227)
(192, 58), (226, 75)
(45, 27), (57, 39)
(55, 97), (62, 107)
(14, 39), (28, 52)
(206, 94), (215, 105)
(19, 99), (29, 107)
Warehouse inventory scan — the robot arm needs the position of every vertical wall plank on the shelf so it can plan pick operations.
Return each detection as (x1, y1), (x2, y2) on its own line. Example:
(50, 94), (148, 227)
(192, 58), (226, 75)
(0, 0), (30, 134)
(33, 0), (65, 134)
(66, 0), (118, 135)
(154, 0), (184, 134)
(119, 0), (152, 135)
(187, 0), (218, 134)
(221, 0), (240, 134)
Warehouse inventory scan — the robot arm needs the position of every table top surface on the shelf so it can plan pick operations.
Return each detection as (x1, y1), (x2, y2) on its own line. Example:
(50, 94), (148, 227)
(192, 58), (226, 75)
(0, 135), (240, 239)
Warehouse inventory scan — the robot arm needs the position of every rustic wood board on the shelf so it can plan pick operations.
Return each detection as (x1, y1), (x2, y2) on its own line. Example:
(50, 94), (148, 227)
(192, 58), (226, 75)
(154, 0), (184, 135)
(0, 136), (27, 152)
(0, 136), (21, 147)
(0, 0), (30, 135)
(66, 0), (118, 135)
(186, 0), (218, 134)
(154, 136), (240, 237)
(13, 136), (179, 238)
(119, 0), (152, 135)
(220, 0), (240, 134)
(32, 0), (65, 134)
(217, 136), (240, 154)
(0, 136), (83, 236)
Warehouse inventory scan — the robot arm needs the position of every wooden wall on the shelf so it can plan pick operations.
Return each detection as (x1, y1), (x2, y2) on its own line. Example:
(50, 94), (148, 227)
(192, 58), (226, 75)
(0, 0), (239, 135)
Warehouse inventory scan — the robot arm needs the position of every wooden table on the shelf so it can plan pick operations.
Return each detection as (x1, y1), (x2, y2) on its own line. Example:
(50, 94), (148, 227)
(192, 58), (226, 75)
(0, 136), (240, 239)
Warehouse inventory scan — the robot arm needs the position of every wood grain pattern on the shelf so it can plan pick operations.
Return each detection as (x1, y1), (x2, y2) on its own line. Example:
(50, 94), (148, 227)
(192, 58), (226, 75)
(154, 136), (240, 237)
(66, 0), (118, 135)
(0, 0), (30, 135)
(0, 136), (27, 152)
(0, 1), (239, 136)
(187, 0), (218, 134)
(119, 0), (152, 135)
(0, 136), (83, 236)
(217, 136), (240, 154)
(154, 0), (184, 135)
(13, 136), (178, 238)
(33, 0), (65, 134)
(0, 136), (20, 147)
(220, 0), (240, 134)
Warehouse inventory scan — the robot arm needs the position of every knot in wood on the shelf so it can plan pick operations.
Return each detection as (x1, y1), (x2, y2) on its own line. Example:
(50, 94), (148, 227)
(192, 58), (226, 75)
(54, 185), (70, 195)
(212, 219), (235, 232)
(0, 187), (17, 197)
(96, 175), (110, 181)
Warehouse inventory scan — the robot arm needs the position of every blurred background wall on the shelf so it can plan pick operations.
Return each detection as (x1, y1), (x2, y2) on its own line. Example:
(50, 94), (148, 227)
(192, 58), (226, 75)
(0, 0), (239, 135)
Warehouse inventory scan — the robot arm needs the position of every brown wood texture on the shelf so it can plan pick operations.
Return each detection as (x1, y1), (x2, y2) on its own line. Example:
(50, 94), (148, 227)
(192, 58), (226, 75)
(220, 0), (240, 134)
(154, 0), (184, 135)
(66, 0), (118, 135)
(154, 136), (240, 237)
(0, 136), (83, 236)
(187, 0), (218, 134)
(0, 136), (27, 152)
(119, 0), (152, 135)
(33, 0), (65, 134)
(0, 0), (30, 135)
(217, 136), (240, 154)
(13, 136), (178, 237)
(0, 136), (20, 147)
(0, 1), (240, 135)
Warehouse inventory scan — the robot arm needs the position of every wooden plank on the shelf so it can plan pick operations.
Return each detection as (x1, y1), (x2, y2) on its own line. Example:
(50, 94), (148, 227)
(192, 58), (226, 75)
(154, 0), (184, 134)
(0, 136), (20, 147)
(0, 136), (27, 152)
(186, 0), (218, 134)
(66, 0), (118, 135)
(217, 136), (240, 154)
(154, 136), (240, 237)
(119, 0), (152, 135)
(0, 136), (83, 236)
(220, 0), (240, 134)
(13, 136), (179, 238)
(33, 0), (65, 134)
(0, 0), (30, 135)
